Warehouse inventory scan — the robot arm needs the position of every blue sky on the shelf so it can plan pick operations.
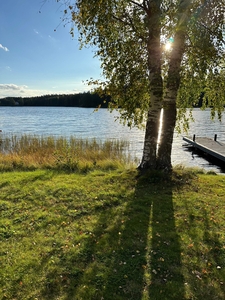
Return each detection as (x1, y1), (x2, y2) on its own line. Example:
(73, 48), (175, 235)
(0, 0), (101, 98)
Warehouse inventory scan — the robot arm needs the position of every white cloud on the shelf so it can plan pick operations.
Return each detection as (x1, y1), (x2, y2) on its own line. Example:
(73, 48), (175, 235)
(0, 83), (82, 99)
(0, 84), (27, 91)
(0, 43), (9, 52)
(0, 84), (38, 98)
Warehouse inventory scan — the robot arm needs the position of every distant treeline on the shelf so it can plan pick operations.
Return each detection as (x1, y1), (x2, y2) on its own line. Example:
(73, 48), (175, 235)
(0, 92), (110, 108)
(0, 91), (205, 108)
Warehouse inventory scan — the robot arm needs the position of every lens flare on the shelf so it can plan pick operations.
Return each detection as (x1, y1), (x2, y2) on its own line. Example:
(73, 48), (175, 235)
(164, 37), (174, 51)
(165, 42), (172, 51)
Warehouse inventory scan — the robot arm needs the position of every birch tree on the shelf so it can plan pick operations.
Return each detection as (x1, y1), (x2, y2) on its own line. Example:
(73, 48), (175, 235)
(58, 0), (225, 171)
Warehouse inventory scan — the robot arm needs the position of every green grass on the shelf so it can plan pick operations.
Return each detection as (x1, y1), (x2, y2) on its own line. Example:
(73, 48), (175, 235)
(0, 167), (225, 300)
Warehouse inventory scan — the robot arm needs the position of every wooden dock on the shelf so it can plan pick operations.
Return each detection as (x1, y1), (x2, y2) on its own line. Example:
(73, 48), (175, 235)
(183, 135), (225, 163)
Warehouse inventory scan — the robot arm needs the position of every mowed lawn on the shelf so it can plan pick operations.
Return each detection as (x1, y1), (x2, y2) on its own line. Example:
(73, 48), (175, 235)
(0, 168), (225, 300)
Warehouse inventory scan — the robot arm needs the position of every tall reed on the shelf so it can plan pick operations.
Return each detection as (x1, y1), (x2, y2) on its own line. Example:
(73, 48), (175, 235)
(0, 134), (135, 172)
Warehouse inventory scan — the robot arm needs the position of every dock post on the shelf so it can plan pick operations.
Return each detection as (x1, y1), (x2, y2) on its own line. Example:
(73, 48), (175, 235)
(214, 134), (217, 141)
(193, 134), (196, 142)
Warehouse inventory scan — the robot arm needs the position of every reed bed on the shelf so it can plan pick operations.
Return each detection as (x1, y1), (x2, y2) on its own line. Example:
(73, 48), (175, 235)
(0, 134), (134, 172)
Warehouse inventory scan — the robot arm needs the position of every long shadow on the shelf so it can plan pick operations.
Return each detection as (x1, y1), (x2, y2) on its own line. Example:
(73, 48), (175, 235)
(38, 172), (185, 300)
(39, 172), (153, 300)
(148, 176), (185, 299)
(4, 170), (225, 299)
(98, 177), (154, 299)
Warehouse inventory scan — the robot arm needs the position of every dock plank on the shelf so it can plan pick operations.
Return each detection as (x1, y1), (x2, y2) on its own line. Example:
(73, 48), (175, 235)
(183, 136), (225, 163)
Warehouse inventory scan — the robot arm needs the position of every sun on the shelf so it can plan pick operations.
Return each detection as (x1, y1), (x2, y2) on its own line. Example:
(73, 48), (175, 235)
(164, 37), (174, 51)
(165, 42), (172, 51)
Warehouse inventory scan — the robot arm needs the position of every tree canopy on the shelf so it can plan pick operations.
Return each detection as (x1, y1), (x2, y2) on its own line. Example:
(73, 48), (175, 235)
(57, 0), (225, 171)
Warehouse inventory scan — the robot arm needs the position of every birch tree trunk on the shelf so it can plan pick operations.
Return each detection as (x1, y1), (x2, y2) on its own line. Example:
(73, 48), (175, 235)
(157, 0), (191, 170)
(139, 0), (163, 170)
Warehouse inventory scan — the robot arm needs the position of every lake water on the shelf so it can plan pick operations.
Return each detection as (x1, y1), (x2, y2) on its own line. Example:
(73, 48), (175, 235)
(0, 106), (225, 173)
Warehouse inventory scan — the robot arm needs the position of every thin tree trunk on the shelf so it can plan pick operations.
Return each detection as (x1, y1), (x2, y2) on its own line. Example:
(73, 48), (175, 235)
(139, 0), (163, 170)
(157, 97), (177, 171)
(157, 33), (188, 170)
(139, 85), (162, 169)
(157, 0), (192, 170)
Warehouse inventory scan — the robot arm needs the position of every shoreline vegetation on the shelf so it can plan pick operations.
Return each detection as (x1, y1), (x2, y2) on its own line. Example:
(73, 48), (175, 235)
(0, 134), (134, 172)
(1, 135), (225, 299)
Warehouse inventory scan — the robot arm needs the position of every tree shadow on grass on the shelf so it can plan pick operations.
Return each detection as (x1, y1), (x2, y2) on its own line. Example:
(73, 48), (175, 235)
(147, 177), (185, 299)
(3, 171), (225, 299)
(38, 172), (185, 300)
(39, 172), (152, 300)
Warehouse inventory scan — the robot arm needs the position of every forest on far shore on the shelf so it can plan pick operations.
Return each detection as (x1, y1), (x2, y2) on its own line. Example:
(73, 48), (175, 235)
(0, 91), (204, 108)
(0, 92), (110, 108)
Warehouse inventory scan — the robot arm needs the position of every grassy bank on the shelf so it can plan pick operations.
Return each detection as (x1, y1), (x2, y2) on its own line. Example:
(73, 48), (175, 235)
(1, 166), (225, 300)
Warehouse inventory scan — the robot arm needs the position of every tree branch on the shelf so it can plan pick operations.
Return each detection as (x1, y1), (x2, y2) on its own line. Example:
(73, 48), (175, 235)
(112, 13), (146, 42)
(130, 1), (145, 10)
(198, 21), (225, 45)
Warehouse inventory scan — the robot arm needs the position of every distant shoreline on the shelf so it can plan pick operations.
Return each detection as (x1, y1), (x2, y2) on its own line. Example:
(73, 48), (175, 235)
(0, 92), (110, 108)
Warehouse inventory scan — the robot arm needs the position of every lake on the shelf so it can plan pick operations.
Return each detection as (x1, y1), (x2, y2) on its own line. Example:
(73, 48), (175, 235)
(0, 106), (225, 173)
